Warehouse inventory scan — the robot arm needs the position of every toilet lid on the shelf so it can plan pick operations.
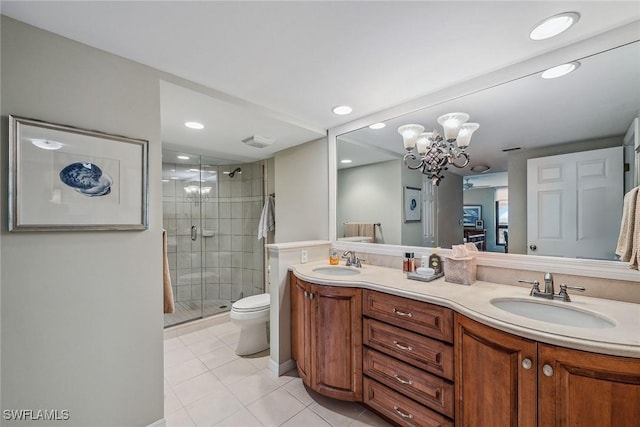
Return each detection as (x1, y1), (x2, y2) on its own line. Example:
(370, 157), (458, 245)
(232, 293), (270, 312)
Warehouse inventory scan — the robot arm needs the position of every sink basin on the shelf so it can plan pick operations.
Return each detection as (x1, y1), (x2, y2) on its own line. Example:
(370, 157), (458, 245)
(490, 298), (615, 329)
(312, 266), (361, 276)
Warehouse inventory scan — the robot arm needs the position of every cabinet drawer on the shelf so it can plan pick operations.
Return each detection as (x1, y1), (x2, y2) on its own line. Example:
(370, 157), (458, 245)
(364, 318), (453, 380)
(364, 378), (453, 427)
(363, 290), (453, 343)
(363, 347), (454, 418)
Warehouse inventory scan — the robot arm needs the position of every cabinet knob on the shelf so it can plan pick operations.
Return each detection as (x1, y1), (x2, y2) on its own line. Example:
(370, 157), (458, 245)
(522, 358), (533, 370)
(543, 364), (554, 377)
(393, 406), (414, 420)
(529, 244), (537, 251)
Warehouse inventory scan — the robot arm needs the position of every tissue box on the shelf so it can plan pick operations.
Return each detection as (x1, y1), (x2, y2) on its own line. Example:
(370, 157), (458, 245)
(444, 256), (477, 285)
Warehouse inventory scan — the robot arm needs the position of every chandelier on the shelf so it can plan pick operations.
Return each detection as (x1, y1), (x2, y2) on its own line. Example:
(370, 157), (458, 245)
(184, 184), (212, 204)
(398, 113), (479, 186)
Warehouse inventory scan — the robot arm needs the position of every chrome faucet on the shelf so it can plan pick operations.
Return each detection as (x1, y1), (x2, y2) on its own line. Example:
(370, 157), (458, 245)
(342, 250), (363, 267)
(519, 272), (585, 301)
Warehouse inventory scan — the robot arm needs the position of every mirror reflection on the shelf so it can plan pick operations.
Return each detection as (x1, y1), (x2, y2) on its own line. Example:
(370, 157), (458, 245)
(336, 41), (640, 260)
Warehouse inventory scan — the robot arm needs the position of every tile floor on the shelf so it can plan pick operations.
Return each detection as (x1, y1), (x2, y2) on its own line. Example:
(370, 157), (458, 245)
(164, 321), (393, 427)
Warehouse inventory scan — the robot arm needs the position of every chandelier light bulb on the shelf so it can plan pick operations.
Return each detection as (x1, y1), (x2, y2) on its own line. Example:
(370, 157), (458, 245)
(416, 132), (433, 155)
(437, 112), (469, 141)
(397, 124), (425, 150)
(456, 123), (480, 148)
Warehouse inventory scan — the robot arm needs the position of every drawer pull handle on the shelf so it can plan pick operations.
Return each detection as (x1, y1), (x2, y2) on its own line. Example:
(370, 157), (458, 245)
(393, 340), (413, 351)
(393, 406), (414, 419)
(393, 308), (413, 318)
(393, 374), (414, 385)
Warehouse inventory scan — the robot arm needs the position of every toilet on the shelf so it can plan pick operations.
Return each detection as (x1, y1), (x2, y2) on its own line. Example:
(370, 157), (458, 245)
(229, 293), (270, 356)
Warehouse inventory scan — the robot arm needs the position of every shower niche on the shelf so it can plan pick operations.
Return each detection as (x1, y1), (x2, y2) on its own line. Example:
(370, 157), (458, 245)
(162, 149), (266, 327)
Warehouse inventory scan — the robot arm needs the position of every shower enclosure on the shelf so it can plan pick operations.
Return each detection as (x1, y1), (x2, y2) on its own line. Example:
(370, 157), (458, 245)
(162, 149), (266, 327)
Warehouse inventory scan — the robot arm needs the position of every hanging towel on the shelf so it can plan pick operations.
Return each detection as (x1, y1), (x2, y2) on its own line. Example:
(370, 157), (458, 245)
(163, 229), (175, 314)
(358, 223), (376, 243)
(258, 195), (275, 240)
(616, 187), (639, 265)
(344, 222), (359, 237)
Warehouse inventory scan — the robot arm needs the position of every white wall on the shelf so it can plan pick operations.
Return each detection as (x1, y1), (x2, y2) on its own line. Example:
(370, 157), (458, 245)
(337, 160), (401, 244)
(274, 138), (329, 242)
(1, 17), (163, 426)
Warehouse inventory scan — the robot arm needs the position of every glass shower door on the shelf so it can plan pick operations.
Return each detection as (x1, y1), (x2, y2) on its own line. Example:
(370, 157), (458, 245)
(162, 151), (205, 327)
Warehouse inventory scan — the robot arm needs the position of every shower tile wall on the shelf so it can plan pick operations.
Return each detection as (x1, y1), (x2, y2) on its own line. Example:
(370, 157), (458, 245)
(162, 161), (264, 314)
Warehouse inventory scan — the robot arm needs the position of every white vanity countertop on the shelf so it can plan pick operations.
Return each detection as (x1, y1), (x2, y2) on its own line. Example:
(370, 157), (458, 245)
(290, 261), (640, 358)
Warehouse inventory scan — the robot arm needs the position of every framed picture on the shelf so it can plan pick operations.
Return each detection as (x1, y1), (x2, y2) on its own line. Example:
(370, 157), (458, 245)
(404, 186), (421, 222)
(463, 205), (482, 227)
(8, 115), (148, 231)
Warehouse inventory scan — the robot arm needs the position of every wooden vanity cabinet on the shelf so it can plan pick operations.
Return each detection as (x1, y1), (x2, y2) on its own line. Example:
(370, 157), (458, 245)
(290, 273), (363, 401)
(362, 290), (455, 426)
(455, 314), (640, 427)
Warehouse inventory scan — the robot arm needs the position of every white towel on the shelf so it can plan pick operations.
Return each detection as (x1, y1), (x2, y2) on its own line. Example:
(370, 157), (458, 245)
(616, 187), (639, 264)
(258, 195), (275, 240)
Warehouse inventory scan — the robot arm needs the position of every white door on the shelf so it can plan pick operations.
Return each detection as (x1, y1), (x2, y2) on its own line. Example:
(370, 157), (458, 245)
(527, 146), (623, 259)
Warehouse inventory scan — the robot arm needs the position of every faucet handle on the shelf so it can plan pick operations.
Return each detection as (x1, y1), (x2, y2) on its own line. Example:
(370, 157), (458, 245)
(557, 284), (585, 302)
(518, 279), (540, 295)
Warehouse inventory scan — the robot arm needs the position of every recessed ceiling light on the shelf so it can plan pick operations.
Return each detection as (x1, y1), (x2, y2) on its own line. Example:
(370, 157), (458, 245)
(529, 12), (580, 41)
(170, 176), (180, 180)
(162, 179), (170, 183)
(177, 155), (190, 160)
(332, 105), (353, 115)
(541, 62), (580, 79)
(369, 123), (386, 130)
(184, 121), (204, 130)
(340, 159), (353, 164)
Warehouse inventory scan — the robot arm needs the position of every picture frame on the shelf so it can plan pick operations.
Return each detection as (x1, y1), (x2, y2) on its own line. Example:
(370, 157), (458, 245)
(8, 115), (148, 231)
(404, 186), (421, 222)
(463, 205), (482, 227)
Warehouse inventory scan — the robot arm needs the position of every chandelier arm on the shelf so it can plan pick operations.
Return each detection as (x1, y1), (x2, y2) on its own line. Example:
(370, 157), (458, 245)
(449, 151), (470, 169)
(403, 152), (425, 170)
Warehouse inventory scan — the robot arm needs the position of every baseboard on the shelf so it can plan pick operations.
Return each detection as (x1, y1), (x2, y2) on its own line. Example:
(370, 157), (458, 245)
(268, 357), (296, 376)
(146, 418), (166, 427)
(164, 312), (231, 339)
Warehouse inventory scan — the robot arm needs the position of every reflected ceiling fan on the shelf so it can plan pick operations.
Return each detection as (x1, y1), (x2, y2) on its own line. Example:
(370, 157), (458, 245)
(463, 178), (490, 190)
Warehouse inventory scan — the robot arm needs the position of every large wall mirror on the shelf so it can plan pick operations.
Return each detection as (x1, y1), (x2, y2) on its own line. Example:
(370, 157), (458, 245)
(331, 37), (639, 266)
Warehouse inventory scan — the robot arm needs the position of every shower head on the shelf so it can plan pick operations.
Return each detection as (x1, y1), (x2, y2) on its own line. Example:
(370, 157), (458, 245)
(229, 167), (242, 178)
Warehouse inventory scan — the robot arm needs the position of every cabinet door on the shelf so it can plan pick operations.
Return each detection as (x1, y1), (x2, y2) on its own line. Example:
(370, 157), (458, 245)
(290, 275), (311, 385)
(455, 314), (537, 427)
(538, 344), (640, 427)
(311, 284), (363, 401)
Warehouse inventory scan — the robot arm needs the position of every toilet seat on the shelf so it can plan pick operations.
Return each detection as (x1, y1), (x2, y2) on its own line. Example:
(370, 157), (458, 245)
(231, 293), (270, 313)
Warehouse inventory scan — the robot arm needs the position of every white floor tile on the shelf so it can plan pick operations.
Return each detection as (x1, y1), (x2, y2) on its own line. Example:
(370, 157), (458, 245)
(218, 330), (241, 347)
(164, 386), (184, 416)
(179, 328), (215, 346)
(213, 408), (264, 427)
(199, 346), (239, 370)
(185, 392), (244, 427)
(165, 408), (196, 427)
(280, 408), (332, 427)
(227, 371), (281, 406)
(243, 350), (271, 370)
(247, 388), (306, 427)
(165, 358), (209, 387)
(282, 377), (317, 407)
(208, 321), (240, 337)
(172, 372), (226, 406)
(258, 367), (296, 387)
(165, 346), (198, 369)
(350, 410), (395, 427)
(309, 395), (367, 427)
(165, 337), (187, 352)
(212, 358), (259, 385)
(186, 336), (227, 356)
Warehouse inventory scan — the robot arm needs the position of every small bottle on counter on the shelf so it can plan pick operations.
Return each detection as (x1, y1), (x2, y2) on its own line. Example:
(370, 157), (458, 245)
(403, 252), (416, 276)
(329, 244), (339, 265)
(429, 248), (442, 275)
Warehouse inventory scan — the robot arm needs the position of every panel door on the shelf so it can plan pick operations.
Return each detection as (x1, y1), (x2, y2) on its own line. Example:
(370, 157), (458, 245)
(538, 344), (640, 427)
(527, 146), (622, 259)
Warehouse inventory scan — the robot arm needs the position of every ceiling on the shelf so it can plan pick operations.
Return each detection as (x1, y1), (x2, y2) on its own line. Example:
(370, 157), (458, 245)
(2, 1), (639, 162)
